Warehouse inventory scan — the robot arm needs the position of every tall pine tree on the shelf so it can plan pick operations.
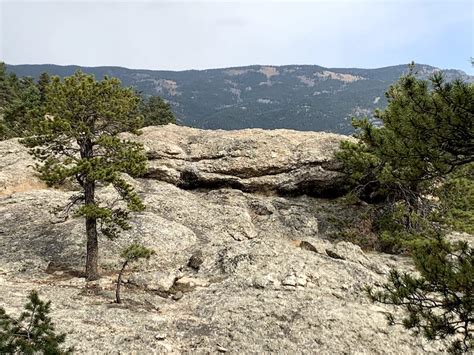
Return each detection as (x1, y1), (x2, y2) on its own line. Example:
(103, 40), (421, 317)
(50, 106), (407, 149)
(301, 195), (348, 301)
(22, 71), (147, 280)
(338, 65), (474, 352)
(37, 72), (51, 104)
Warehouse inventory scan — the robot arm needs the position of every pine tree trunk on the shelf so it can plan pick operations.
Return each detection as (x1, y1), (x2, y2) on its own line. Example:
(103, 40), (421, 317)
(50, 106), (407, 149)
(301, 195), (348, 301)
(85, 179), (99, 281)
(115, 260), (128, 304)
(82, 138), (99, 281)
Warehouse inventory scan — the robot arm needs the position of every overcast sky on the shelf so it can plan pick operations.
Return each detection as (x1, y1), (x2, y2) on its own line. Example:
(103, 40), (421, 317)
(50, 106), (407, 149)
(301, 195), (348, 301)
(1, 0), (472, 73)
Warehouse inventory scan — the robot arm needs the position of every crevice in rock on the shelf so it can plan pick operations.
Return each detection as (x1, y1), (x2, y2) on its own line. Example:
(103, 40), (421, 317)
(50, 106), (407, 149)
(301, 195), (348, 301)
(175, 170), (350, 198)
(177, 170), (247, 191)
(278, 181), (349, 199)
(148, 156), (339, 179)
(146, 152), (227, 162)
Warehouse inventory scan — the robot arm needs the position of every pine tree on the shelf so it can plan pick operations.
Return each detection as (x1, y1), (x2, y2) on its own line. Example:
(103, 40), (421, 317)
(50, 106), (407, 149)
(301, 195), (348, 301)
(337, 65), (474, 352)
(0, 62), (17, 108)
(0, 62), (17, 139)
(336, 65), (474, 248)
(367, 237), (473, 354)
(2, 77), (41, 138)
(140, 96), (176, 126)
(115, 244), (154, 304)
(0, 290), (72, 354)
(37, 72), (51, 104)
(337, 65), (473, 204)
(22, 71), (147, 281)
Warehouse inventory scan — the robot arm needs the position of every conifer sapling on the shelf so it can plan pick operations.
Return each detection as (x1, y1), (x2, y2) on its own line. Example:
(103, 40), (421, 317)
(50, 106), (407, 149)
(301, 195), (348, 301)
(115, 244), (155, 304)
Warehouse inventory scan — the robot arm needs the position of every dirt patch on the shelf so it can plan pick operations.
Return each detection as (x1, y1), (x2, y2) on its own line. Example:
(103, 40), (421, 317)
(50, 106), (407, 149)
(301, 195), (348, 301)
(0, 180), (47, 196)
(316, 70), (364, 83)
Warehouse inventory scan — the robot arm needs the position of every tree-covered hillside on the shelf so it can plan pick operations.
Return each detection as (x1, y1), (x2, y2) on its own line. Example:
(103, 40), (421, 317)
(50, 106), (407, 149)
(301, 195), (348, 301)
(6, 63), (473, 133)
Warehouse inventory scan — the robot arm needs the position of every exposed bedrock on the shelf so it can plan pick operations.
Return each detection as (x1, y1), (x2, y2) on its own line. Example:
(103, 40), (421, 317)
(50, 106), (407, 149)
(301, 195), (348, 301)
(130, 124), (353, 196)
(0, 125), (448, 353)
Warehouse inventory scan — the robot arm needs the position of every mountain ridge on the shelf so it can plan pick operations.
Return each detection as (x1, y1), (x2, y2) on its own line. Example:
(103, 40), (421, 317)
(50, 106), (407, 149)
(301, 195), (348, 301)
(6, 62), (471, 73)
(6, 63), (473, 134)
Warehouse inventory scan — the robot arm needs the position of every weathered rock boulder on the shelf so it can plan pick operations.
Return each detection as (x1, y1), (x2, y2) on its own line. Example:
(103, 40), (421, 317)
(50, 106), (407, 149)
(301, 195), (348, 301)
(0, 125), (352, 197)
(131, 125), (353, 196)
(0, 126), (445, 353)
(0, 181), (443, 353)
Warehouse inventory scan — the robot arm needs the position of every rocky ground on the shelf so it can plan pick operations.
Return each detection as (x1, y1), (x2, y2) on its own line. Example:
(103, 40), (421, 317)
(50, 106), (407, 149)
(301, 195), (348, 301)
(0, 125), (447, 353)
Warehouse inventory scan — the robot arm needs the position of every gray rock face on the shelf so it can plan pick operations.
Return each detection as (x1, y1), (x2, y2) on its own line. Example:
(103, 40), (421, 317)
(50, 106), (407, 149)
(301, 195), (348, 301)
(130, 125), (353, 196)
(0, 126), (445, 353)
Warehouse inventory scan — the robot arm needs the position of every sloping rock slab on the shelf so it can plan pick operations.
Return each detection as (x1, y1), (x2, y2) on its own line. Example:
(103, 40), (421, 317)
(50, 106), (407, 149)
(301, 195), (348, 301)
(0, 183), (443, 353)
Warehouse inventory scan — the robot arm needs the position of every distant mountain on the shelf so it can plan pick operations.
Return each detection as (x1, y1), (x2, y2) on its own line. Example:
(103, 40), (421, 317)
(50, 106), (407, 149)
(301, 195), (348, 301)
(6, 63), (473, 134)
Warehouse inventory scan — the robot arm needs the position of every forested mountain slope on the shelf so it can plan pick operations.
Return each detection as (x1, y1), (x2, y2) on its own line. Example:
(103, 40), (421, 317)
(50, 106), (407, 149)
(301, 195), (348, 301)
(7, 63), (472, 133)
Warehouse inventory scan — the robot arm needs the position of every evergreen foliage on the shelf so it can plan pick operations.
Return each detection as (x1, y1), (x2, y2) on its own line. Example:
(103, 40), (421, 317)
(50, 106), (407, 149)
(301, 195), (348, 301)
(37, 72), (51, 104)
(337, 65), (473, 200)
(367, 237), (473, 354)
(0, 62), (45, 140)
(22, 71), (147, 281)
(433, 164), (474, 235)
(337, 65), (473, 352)
(139, 95), (176, 126)
(1, 64), (175, 140)
(0, 62), (19, 139)
(0, 290), (72, 354)
(2, 77), (41, 138)
(0, 62), (17, 108)
(115, 244), (155, 304)
(337, 65), (474, 244)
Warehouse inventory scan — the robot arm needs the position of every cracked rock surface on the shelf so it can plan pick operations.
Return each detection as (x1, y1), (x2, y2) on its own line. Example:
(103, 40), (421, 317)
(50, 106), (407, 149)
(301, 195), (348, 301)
(130, 124), (353, 196)
(0, 126), (446, 353)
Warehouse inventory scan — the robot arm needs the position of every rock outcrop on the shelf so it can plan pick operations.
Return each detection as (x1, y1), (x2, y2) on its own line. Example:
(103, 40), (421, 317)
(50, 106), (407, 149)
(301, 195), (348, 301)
(132, 125), (353, 196)
(0, 125), (444, 353)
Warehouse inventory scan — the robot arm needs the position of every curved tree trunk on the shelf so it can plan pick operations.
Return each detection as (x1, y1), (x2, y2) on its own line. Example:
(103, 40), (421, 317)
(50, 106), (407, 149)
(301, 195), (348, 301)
(115, 260), (128, 304)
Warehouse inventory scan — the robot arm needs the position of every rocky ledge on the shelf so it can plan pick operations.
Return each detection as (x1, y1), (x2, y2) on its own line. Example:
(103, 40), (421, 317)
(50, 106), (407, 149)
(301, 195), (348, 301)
(131, 124), (354, 196)
(0, 125), (445, 353)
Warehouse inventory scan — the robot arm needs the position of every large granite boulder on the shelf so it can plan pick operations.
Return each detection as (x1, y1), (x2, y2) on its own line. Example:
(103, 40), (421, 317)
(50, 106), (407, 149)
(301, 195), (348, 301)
(1, 125), (353, 197)
(131, 125), (353, 196)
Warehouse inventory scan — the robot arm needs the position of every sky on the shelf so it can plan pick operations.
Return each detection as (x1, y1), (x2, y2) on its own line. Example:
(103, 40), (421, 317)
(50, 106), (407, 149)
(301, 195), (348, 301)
(0, 0), (473, 73)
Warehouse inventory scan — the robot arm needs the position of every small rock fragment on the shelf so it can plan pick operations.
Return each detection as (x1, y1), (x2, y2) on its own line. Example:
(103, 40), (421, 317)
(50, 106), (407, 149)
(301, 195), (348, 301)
(282, 274), (297, 287)
(295, 275), (307, 287)
(188, 251), (204, 271)
(299, 241), (318, 253)
(155, 334), (166, 341)
(326, 249), (346, 260)
(174, 276), (210, 291)
(172, 291), (183, 301)
(217, 345), (229, 353)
